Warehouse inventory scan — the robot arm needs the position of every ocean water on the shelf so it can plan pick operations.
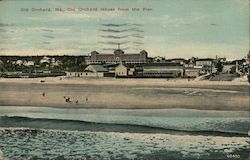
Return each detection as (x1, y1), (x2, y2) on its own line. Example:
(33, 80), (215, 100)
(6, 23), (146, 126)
(0, 106), (249, 160)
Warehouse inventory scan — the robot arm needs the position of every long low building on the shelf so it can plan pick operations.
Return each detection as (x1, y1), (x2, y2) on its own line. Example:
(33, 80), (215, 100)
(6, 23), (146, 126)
(66, 64), (110, 78)
(142, 63), (184, 78)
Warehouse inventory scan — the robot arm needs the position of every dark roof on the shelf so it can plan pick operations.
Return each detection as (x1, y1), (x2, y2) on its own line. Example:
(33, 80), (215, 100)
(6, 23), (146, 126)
(102, 63), (120, 68)
(139, 62), (183, 67)
(222, 61), (235, 65)
(85, 64), (108, 72)
(232, 59), (246, 64)
(167, 58), (186, 61)
(115, 63), (128, 68)
(196, 58), (214, 61)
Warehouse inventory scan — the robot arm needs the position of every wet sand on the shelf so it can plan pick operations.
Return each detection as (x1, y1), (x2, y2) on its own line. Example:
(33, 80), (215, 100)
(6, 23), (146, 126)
(0, 77), (249, 111)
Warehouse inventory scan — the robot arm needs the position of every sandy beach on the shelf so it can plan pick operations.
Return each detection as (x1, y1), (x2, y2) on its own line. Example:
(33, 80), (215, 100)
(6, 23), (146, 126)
(0, 77), (249, 111)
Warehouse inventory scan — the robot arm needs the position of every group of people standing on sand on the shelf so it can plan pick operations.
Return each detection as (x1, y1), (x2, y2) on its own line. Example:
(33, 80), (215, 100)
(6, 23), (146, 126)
(42, 91), (89, 106)
(63, 96), (89, 105)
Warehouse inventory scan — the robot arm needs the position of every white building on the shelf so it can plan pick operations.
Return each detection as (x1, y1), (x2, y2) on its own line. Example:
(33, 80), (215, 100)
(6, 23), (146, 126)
(84, 64), (108, 73)
(222, 61), (235, 74)
(195, 59), (213, 66)
(185, 68), (201, 77)
(40, 56), (50, 64)
(66, 65), (109, 78)
(23, 61), (35, 67)
(195, 59), (214, 74)
(15, 60), (23, 66)
(51, 60), (62, 67)
(153, 56), (165, 62)
(115, 63), (128, 77)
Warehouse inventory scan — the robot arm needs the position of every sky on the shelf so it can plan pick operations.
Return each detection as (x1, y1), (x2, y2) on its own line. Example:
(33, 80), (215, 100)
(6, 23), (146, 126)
(0, 0), (249, 59)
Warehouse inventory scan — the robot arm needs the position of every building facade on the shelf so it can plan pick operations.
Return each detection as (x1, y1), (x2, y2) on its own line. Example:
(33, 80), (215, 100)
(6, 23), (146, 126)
(184, 68), (201, 77)
(115, 63), (128, 77)
(85, 49), (148, 64)
(195, 58), (213, 66)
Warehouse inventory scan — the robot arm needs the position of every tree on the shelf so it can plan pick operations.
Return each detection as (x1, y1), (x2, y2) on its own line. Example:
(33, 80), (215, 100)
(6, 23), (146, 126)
(215, 61), (223, 72)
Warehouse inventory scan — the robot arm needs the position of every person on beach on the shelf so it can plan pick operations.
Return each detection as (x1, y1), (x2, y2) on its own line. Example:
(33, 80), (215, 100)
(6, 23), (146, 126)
(42, 92), (45, 97)
(65, 97), (71, 103)
(76, 100), (78, 105)
(85, 96), (88, 102)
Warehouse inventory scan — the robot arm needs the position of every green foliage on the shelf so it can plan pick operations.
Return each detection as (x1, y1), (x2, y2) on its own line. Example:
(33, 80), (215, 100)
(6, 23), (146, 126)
(215, 61), (223, 72)
(0, 55), (87, 72)
(230, 66), (236, 74)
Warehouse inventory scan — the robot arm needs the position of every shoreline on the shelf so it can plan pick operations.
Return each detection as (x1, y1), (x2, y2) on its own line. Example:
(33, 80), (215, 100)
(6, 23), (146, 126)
(0, 76), (249, 86)
(1, 104), (249, 111)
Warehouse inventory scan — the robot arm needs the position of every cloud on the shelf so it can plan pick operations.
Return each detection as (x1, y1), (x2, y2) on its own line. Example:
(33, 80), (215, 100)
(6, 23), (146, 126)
(0, 23), (16, 27)
(0, 26), (71, 34)
(99, 34), (144, 39)
(146, 42), (248, 59)
(100, 35), (128, 39)
(41, 29), (54, 32)
(99, 41), (129, 45)
(0, 48), (84, 56)
(43, 35), (55, 39)
(101, 47), (130, 51)
(99, 28), (144, 33)
(101, 23), (129, 27)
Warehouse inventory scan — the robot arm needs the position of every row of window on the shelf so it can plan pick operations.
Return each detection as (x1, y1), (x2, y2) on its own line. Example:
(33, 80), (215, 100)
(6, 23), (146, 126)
(117, 72), (125, 75)
(86, 60), (146, 63)
(143, 72), (180, 75)
(68, 73), (88, 76)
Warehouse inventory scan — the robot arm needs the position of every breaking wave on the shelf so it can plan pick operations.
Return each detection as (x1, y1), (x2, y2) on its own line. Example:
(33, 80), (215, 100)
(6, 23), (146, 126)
(0, 116), (248, 137)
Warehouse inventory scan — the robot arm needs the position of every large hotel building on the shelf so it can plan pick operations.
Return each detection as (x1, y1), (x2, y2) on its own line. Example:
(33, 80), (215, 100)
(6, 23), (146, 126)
(85, 49), (148, 64)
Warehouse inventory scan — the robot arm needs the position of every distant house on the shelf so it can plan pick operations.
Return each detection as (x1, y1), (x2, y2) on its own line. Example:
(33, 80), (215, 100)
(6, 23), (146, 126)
(23, 61), (35, 67)
(40, 56), (50, 64)
(167, 58), (187, 64)
(222, 61), (235, 74)
(15, 60), (23, 66)
(0, 60), (4, 66)
(115, 63), (128, 77)
(247, 51), (250, 64)
(234, 59), (249, 75)
(185, 59), (195, 68)
(84, 64), (108, 77)
(84, 64), (108, 72)
(51, 60), (62, 67)
(195, 58), (213, 66)
(195, 58), (214, 74)
(153, 56), (166, 62)
(184, 67), (201, 78)
(51, 58), (56, 63)
(66, 64), (109, 78)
